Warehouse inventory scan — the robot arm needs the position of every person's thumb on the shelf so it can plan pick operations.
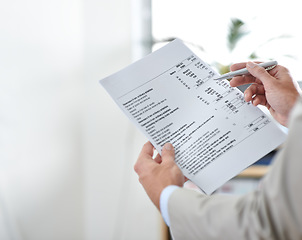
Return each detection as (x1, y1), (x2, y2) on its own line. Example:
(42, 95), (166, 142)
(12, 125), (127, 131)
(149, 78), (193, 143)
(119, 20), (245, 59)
(161, 143), (175, 163)
(246, 61), (274, 85)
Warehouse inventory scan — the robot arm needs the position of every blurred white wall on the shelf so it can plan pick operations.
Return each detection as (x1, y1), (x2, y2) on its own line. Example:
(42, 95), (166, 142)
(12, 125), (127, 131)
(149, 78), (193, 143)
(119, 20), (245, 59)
(0, 0), (161, 240)
(82, 0), (161, 240)
(0, 0), (84, 239)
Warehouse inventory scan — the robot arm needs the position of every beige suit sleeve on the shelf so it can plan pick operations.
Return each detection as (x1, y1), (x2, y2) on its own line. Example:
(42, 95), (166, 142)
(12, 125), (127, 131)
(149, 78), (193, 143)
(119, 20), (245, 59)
(168, 97), (302, 240)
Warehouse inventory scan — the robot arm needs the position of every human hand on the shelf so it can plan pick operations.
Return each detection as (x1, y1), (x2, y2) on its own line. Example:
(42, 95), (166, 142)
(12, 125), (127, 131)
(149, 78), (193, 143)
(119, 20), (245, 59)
(134, 142), (185, 210)
(229, 62), (301, 126)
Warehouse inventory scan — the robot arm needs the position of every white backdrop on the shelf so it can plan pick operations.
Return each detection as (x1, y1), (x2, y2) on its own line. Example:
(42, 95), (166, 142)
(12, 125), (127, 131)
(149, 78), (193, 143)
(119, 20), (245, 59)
(0, 0), (161, 239)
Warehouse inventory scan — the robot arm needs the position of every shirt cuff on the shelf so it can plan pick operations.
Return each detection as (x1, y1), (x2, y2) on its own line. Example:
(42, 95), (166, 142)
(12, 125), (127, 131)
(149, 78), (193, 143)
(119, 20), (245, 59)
(160, 185), (180, 227)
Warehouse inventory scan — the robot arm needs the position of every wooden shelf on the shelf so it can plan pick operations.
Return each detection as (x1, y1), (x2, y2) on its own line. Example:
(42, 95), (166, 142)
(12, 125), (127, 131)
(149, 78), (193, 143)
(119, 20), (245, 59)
(237, 165), (269, 178)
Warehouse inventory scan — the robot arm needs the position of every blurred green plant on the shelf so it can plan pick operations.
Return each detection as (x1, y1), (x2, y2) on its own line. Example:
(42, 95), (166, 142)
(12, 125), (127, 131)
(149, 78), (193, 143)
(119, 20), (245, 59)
(216, 18), (249, 75)
(216, 18), (292, 75)
(153, 18), (292, 75)
(227, 18), (249, 52)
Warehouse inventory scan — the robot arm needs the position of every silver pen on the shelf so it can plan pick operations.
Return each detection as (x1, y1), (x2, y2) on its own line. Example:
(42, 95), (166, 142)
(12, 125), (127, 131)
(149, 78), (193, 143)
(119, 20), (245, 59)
(214, 61), (278, 81)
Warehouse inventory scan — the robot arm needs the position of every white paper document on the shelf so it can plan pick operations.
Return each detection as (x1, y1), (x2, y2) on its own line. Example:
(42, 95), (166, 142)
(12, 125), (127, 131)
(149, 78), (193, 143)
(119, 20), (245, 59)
(100, 39), (287, 194)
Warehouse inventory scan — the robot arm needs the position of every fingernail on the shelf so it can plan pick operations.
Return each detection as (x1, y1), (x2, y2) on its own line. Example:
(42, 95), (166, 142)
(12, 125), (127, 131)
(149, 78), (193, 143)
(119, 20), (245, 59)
(244, 92), (249, 101)
(164, 143), (172, 151)
(247, 62), (256, 68)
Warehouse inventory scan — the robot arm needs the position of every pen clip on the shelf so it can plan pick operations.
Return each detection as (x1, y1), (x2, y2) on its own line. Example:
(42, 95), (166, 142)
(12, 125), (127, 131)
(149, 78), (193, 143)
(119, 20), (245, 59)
(264, 64), (277, 71)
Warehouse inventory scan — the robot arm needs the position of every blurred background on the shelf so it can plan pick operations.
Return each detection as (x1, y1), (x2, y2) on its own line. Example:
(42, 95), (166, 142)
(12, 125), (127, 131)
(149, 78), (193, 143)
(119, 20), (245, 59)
(0, 0), (301, 240)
